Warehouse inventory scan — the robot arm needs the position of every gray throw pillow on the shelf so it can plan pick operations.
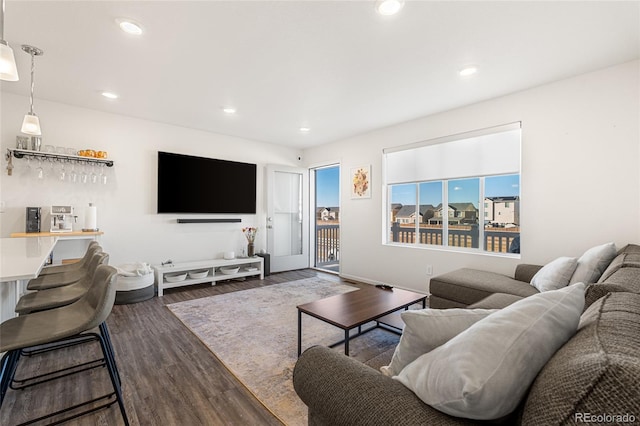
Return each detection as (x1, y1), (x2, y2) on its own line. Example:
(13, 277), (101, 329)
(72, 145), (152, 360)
(380, 308), (498, 377)
(395, 283), (585, 420)
(530, 256), (578, 292)
(569, 242), (616, 284)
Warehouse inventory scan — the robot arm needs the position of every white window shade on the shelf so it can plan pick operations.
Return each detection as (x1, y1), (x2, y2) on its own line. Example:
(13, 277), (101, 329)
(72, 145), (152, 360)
(385, 123), (521, 185)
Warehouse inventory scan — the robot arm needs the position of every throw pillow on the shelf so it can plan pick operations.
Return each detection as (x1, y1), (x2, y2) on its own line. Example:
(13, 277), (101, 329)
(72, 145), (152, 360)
(395, 283), (585, 420)
(569, 242), (616, 284)
(530, 256), (578, 292)
(380, 308), (498, 377)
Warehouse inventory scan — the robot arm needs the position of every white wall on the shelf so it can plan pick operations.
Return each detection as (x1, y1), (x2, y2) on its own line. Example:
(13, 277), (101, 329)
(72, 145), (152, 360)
(303, 60), (640, 293)
(1, 93), (301, 265)
(2, 61), (638, 292)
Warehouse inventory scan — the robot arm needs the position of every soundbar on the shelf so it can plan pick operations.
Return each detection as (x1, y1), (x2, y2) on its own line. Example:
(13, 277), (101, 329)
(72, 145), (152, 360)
(176, 219), (241, 223)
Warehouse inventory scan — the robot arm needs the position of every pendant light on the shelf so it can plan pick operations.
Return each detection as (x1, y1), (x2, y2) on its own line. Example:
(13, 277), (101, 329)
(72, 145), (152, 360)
(0, 0), (19, 81)
(21, 44), (43, 136)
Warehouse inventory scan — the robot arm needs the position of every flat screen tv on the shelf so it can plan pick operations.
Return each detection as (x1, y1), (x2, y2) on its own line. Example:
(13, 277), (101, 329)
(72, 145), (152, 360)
(157, 151), (257, 214)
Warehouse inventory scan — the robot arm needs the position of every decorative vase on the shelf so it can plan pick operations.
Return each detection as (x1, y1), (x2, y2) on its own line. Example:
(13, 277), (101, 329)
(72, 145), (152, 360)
(247, 242), (255, 257)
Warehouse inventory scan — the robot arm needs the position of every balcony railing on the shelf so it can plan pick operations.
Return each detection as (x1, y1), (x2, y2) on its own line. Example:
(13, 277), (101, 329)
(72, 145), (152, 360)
(316, 224), (340, 267)
(390, 222), (519, 253)
(313, 222), (518, 270)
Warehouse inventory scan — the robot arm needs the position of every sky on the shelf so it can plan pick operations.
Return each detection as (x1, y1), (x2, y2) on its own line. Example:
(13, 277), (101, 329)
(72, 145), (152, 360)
(391, 174), (520, 207)
(315, 167), (519, 208)
(315, 166), (340, 207)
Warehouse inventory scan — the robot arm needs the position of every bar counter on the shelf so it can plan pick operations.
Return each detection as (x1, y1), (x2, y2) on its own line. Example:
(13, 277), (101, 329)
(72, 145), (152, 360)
(0, 237), (57, 322)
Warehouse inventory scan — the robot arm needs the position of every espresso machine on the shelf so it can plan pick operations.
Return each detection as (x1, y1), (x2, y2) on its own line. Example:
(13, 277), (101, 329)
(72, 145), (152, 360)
(50, 205), (76, 233)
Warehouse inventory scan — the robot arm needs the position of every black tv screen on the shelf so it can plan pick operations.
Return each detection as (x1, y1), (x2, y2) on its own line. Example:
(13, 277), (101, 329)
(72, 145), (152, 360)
(157, 151), (257, 214)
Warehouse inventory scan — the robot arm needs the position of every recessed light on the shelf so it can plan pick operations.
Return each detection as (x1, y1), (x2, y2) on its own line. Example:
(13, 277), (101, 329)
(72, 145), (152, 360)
(375, 0), (405, 16)
(101, 91), (119, 99)
(222, 107), (237, 114)
(459, 66), (478, 77)
(299, 127), (310, 133)
(117, 19), (143, 35)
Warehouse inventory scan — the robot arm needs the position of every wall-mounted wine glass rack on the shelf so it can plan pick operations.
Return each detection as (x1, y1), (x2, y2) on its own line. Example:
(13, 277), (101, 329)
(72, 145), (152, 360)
(7, 148), (114, 167)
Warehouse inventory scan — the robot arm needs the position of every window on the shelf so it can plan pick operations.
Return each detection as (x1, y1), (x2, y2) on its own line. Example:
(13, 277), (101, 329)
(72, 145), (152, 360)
(448, 178), (480, 248)
(384, 123), (521, 255)
(419, 181), (442, 245)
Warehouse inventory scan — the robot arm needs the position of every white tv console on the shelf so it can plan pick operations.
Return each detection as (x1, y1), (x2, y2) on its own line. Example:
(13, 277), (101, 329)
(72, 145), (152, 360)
(153, 257), (264, 297)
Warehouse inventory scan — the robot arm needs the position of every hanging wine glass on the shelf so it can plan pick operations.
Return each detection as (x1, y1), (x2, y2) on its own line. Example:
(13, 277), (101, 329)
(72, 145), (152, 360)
(79, 163), (88, 184)
(47, 156), (56, 179)
(35, 157), (44, 179)
(99, 163), (107, 185)
(59, 159), (67, 181)
(24, 155), (33, 176)
(90, 162), (98, 184)
(69, 160), (78, 183)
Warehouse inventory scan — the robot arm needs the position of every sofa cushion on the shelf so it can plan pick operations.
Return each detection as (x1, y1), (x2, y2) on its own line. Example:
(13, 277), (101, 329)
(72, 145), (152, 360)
(521, 292), (640, 425)
(569, 242), (616, 284)
(598, 244), (640, 283)
(583, 265), (640, 310)
(530, 257), (578, 292)
(587, 250), (640, 309)
(429, 268), (538, 308)
(381, 308), (498, 377)
(395, 283), (585, 420)
(467, 293), (523, 309)
(615, 243), (640, 254)
(513, 264), (543, 283)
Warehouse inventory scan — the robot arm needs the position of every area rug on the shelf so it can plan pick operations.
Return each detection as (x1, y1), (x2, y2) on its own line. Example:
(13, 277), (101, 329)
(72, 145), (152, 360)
(166, 277), (400, 426)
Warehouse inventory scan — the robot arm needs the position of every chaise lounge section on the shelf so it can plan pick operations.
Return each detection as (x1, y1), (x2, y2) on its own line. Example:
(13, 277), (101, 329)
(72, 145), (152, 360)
(428, 264), (541, 309)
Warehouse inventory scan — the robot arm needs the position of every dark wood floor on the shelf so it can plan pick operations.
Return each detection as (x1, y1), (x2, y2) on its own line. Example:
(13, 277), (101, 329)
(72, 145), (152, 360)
(1, 269), (353, 426)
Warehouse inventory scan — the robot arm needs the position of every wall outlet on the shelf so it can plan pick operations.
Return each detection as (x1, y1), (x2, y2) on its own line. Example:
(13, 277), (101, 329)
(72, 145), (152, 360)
(426, 265), (433, 275)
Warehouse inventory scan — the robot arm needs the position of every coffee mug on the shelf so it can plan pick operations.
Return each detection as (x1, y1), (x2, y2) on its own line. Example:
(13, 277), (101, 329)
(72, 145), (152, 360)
(223, 251), (235, 260)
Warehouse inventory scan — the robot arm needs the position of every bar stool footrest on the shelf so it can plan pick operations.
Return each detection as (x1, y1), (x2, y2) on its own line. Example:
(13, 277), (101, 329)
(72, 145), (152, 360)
(20, 336), (90, 357)
(11, 357), (106, 390)
(17, 392), (117, 426)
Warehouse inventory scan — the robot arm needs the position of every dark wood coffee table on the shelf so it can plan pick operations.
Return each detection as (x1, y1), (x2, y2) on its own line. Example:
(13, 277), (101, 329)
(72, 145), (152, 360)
(297, 286), (427, 356)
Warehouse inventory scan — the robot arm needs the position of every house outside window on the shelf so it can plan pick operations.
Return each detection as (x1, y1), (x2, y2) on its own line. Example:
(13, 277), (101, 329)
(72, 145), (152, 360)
(384, 123), (521, 255)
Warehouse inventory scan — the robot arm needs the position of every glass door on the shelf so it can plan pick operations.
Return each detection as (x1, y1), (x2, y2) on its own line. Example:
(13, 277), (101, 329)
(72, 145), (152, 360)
(312, 164), (340, 273)
(266, 164), (309, 272)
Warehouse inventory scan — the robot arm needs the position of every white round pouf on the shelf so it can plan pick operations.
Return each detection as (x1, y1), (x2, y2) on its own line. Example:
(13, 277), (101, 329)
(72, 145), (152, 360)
(115, 266), (155, 304)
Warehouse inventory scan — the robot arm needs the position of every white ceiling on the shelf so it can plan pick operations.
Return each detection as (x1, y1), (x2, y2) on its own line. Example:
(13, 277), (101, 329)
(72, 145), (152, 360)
(1, 1), (639, 149)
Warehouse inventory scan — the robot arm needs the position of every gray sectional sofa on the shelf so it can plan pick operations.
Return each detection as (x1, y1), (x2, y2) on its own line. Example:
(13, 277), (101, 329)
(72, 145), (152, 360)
(429, 244), (640, 310)
(293, 244), (640, 425)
